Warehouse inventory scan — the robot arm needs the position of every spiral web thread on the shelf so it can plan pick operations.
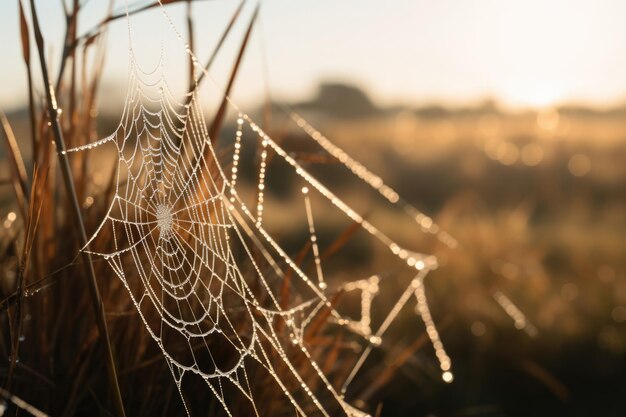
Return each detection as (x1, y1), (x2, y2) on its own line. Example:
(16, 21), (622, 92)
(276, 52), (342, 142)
(64, 3), (455, 415)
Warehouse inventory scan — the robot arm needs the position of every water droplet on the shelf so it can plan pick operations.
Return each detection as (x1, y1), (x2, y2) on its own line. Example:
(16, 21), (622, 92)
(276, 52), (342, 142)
(369, 336), (382, 346)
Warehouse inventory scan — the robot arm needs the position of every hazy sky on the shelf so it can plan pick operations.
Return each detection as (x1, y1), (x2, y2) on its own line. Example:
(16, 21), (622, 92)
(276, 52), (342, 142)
(1, 0), (626, 111)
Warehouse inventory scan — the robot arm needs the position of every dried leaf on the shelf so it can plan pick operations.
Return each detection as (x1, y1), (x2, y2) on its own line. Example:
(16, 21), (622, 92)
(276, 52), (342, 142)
(84, 33), (99, 48)
(18, 0), (30, 64)
(321, 220), (363, 261)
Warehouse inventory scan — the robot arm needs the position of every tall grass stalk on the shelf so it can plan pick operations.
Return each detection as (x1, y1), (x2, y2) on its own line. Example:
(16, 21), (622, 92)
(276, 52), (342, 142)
(27, 0), (126, 415)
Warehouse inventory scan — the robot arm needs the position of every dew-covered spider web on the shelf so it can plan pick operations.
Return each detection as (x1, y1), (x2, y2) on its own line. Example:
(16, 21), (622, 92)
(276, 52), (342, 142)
(63, 2), (456, 415)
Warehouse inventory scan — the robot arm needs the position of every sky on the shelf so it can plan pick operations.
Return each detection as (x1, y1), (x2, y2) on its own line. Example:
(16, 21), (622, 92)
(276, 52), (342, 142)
(1, 0), (626, 111)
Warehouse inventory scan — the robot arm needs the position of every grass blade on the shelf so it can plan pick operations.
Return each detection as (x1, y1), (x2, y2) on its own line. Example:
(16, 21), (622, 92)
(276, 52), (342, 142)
(28, 1), (126, 415)
(19, 0), (39, 155)
(0, 110), (30, 220)
(194, 0), (246, 90)
(207, 3), (260, 143)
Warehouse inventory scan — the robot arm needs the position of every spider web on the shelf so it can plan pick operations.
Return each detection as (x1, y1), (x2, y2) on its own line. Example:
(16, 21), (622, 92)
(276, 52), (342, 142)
(63, 2), (455, 415)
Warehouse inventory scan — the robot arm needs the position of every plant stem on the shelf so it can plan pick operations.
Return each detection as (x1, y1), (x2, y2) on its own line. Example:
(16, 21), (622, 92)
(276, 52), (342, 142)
(28, 1), (126, 416)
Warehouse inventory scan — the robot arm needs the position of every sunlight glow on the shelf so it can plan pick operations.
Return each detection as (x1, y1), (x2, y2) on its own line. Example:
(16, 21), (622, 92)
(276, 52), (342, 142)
(504, 84), (566, 109)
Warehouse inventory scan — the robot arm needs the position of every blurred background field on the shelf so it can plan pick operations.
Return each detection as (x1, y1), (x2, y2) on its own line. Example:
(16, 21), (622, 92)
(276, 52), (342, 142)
(1, 1), (625, 416)
(3, 81), (625, 416)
